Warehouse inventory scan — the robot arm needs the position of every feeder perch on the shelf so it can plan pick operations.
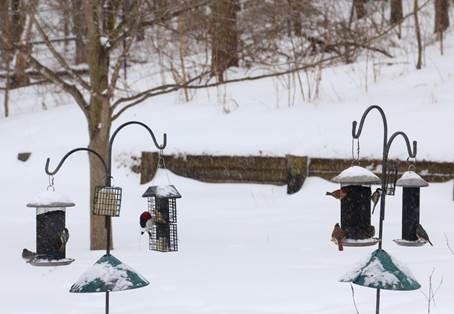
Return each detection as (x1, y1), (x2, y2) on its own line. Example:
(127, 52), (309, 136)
(340, 249), (421, 291)
(93, 186), (122, 217)
(142, 185), (181, 252)
(393, 171), (429, 247)
(331, 166), (380, 246)
(70, 254), (149, 293)
(26, 190), (75, 266)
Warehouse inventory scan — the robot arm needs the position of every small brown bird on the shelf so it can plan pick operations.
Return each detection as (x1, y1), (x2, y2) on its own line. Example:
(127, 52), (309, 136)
(331, 223), (346, 251)
(326, 188), (348, 200)
(416, 223), (433, 246)
(22, 248), (36, 262)
(371, 188), (382, 214)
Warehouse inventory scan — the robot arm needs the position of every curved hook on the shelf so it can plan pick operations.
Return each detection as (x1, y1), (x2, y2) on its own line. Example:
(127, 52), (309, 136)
(107, 121), (166, 185)
(45, 147), (109, 182)
(352, 105), (388, 140)
(386, 131), (417, 159)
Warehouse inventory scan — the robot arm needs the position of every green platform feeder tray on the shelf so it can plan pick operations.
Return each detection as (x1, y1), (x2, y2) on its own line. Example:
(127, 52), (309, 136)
(70, 254), (149, 293)
(339, 249), (420, 291)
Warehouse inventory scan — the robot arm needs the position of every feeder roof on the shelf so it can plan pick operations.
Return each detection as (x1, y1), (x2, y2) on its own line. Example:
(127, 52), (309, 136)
(331, 166), (381, 185)
(70, 254), (149, 293)
(396, 171), (429, 188)
(142, 185), (181, 199)
(339, 249), (420, 291)
(26, 190), (75, 208)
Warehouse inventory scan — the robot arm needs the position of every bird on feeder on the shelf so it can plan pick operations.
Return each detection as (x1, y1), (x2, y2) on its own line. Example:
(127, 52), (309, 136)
(371, 188), (382, 214)
(140, 211), (152, 236)
(331, 223), (346, 251)
(416, 223), (433, 246)
(22, 248), (36, 262)
(326, 188), (348, 200)
(58, 228), (69, 253)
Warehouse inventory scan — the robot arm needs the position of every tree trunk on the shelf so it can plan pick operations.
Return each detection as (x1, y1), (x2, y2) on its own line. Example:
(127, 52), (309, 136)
(72, 0), (87, 64)
(210, 0), (240, 82)
(288, 0), (302, 37)
(434, 0), (449, 33)
(353, 0), (366, 19)
(414, 0), (422, 70)
(87, 101), (112, 250)
(390, 0), (403, 24)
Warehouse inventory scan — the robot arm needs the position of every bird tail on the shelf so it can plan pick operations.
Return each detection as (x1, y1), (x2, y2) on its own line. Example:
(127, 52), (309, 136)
(372, 202), (378, 214)
(428, 239), (433, 246)
(338, 241), (343, 251)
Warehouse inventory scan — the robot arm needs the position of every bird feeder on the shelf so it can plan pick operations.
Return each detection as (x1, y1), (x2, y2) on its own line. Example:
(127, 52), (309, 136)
(26, 190), (75, 266)
(93, 186), (122, 217)
(142, 185), (181, 252)
(331, 165), (381, 247)
(393, 171), (429, 247)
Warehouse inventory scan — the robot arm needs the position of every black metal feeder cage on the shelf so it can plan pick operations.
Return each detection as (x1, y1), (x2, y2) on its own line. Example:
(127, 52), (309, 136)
(26, 190), (75, 266)
(393, 170), (429, 247)
(142, 185), (181, 252)
(331, 165), (381, 247)
(384, 162), (399, 196)
(93, 186), (122, 217)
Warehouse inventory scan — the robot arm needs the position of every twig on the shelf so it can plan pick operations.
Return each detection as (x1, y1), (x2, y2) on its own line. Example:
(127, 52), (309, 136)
(350, 283), (360, 314)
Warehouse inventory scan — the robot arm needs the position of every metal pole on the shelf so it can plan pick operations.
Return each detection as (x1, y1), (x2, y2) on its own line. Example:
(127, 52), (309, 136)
(106, 291), (109, 314)
(352, 106), (417, 314)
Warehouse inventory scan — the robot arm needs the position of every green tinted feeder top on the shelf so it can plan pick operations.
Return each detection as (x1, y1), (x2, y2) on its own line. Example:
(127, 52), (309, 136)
(70, 254), (149, 293)
(339, 249), (420, 291)
(396, 171), (429, 188)
(332, 166), (381, 186)
(27, 190), (75, 213)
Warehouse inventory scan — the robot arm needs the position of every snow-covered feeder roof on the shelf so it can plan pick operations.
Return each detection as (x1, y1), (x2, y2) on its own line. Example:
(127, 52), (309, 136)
(331, 166), (381, 185)
(142, 185), (181, 199)
(396, 171), (428, 188)
(26, 190), (75, 208)
(339, 249), (420, 291)
(70, 254), (149, 293)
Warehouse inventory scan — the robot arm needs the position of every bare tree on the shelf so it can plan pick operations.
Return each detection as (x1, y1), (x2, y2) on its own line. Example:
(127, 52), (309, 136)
(390, 0), (404, 25)
(434, 0), (449, 33)
(414, 0), (423, 69)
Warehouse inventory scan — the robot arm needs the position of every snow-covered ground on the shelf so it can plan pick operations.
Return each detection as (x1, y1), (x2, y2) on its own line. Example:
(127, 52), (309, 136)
(3, 166), (454, 314)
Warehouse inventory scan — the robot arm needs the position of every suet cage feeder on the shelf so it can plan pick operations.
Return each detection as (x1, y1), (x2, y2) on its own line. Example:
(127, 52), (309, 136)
(142, 185), (181, 252)
(331, 165), (380, 247)
(93, 186), (122, 217)
(393, 170), (429, 247)
(26, 190), (75, 266)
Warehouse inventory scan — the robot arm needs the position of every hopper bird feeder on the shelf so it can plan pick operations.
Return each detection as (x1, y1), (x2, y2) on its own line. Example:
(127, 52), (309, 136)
(331, 165), (380, 247)
(393, 170), (429, 247)
(142, 185), (181, 252)
(93, 186), (122, 217)
(26, 189), (75, 266)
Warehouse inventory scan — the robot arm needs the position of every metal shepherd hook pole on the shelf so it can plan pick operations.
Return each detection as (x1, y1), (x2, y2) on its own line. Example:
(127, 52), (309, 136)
(44, 121), (167, 314)
(352, 105), (417, 314)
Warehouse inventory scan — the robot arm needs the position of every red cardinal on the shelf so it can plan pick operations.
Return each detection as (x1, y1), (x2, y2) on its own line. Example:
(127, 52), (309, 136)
(140, 211), (152, 236)
(331, 223), (346, 251)
(326, 188), (348, 200)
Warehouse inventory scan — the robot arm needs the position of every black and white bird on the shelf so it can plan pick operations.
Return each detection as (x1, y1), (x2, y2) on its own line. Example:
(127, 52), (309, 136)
(59, 228), (70, 252)
(371, 188), (382, 214)
(22, 248), (36, 262)
(416, 223), (433, 246)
